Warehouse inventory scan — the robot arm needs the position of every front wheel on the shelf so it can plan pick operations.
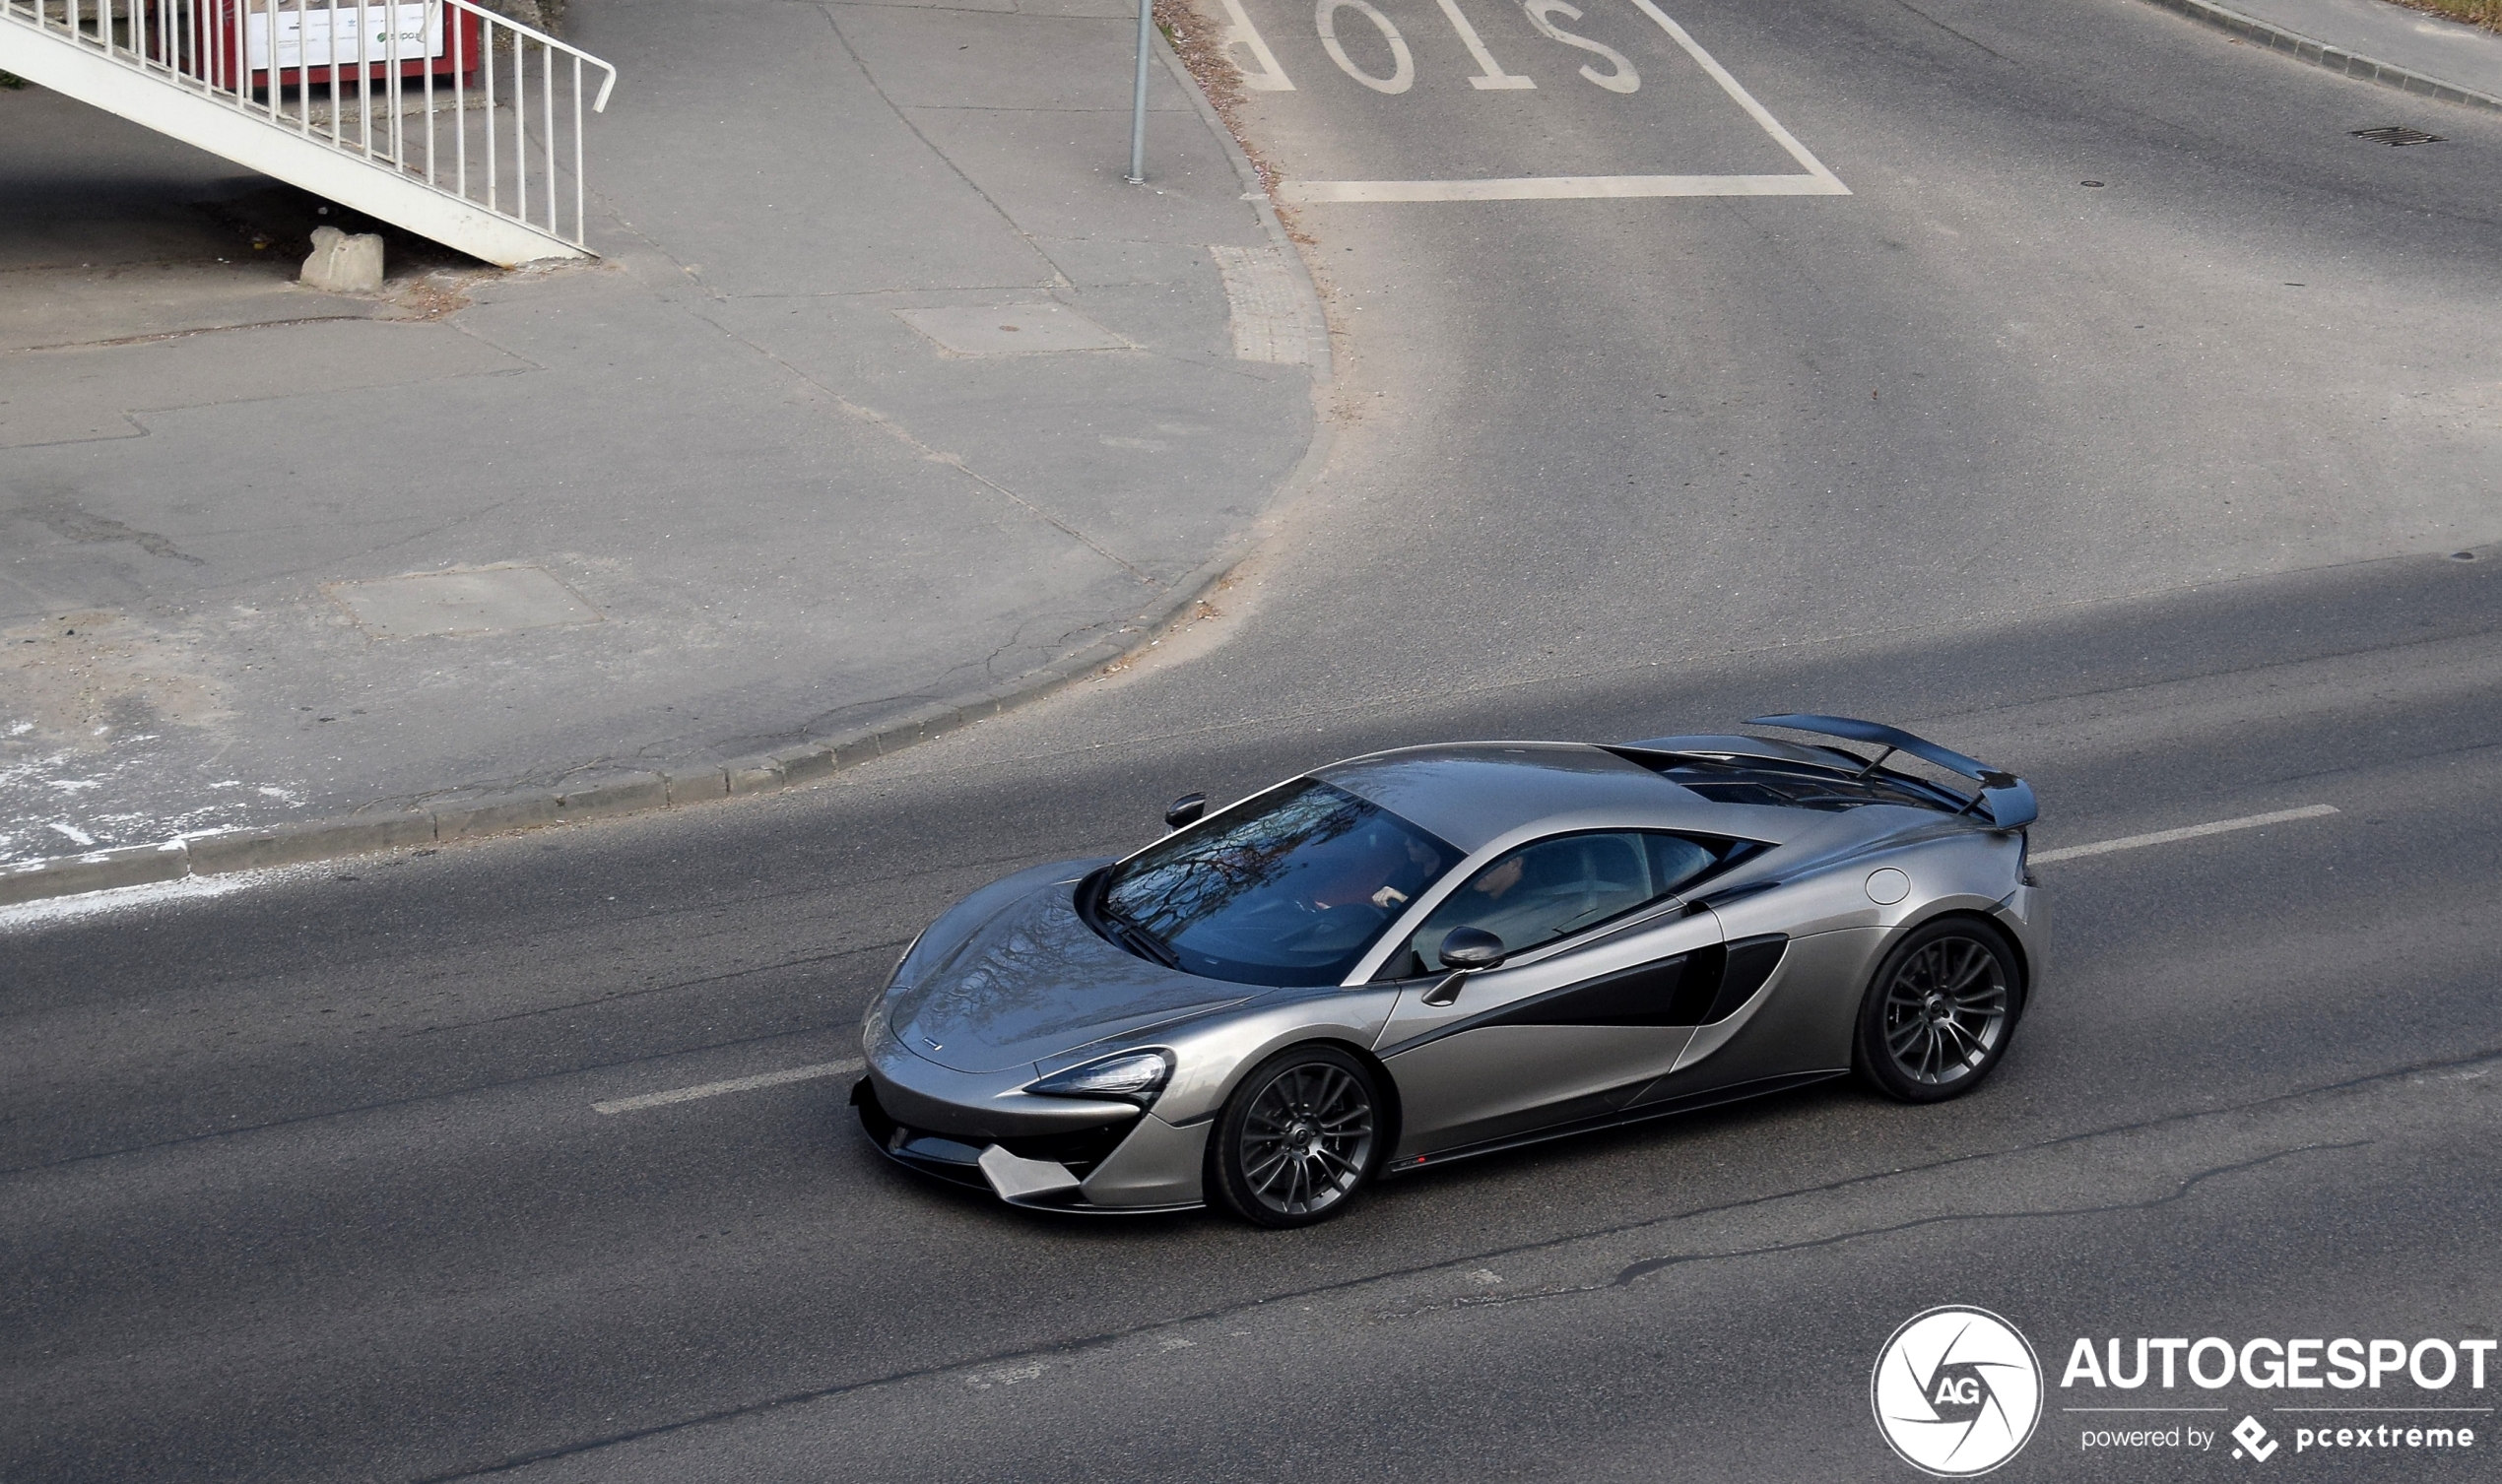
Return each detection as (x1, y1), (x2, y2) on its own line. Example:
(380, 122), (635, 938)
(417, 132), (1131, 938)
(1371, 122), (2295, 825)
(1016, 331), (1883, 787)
(1207, 1044), (1383, 1228)
(1854, 918), (2024, 1104)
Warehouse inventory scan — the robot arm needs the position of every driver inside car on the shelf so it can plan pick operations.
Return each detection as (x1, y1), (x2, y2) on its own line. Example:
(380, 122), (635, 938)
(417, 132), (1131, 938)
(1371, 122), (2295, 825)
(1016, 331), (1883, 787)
(1403, 833), (1721, 972)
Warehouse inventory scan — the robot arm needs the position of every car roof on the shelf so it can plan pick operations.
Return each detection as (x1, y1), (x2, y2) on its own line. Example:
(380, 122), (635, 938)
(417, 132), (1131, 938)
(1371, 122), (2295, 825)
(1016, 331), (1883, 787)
(1312, 742), (1736, 854)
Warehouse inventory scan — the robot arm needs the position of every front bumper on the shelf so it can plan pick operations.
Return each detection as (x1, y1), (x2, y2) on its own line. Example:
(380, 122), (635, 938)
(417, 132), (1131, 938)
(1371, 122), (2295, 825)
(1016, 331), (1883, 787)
(852, 1077), (1209, 1214)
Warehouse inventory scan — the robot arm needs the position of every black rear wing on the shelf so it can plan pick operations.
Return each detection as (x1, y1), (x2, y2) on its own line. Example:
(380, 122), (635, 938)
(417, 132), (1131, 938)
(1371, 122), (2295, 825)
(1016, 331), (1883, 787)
(1744, 715), (2035, 831)
(1623, 716), (2037, 831)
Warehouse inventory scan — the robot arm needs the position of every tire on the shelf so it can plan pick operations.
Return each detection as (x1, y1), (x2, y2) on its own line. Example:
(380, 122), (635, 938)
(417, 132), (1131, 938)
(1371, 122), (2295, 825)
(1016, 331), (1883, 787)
(1854, 917), (2024, 1104)
(1207, 1044), (1384, 1228)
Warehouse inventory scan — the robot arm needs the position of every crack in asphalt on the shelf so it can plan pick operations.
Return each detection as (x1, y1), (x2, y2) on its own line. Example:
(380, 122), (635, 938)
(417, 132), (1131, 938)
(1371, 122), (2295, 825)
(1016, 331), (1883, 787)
(412, 1046), (2498, 1482)
(814, 2), (1075, 290)
(1885, 0), (2014, 63)
(1395, 1138), (2371, 1319)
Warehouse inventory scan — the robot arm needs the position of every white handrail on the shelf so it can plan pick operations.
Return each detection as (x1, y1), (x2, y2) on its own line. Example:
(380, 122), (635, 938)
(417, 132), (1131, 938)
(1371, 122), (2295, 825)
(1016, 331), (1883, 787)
(2, 0), (616, 251)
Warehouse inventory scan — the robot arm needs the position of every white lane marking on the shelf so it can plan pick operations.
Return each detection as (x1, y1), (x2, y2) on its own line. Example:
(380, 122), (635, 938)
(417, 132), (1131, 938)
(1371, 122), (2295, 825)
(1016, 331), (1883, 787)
(1620, 0), (1846, 189)
(592, 1058), (865, 1116)
(1284, 3), (1849, 203)
(1281, 172), (1849, 202)
(2030, 805), (2339, 866)
(1432, 0), (1537, 90)
(1218, 0), (1295, 90)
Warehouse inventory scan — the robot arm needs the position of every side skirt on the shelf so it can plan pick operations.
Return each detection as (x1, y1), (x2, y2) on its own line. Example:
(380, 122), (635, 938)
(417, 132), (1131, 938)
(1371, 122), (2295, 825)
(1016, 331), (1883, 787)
(1378, 1069), (1848, 1177)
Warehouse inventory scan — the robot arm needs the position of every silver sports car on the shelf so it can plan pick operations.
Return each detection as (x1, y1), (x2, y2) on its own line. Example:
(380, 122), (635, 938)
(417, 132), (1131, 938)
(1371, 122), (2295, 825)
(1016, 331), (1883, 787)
(854, 715), (2041, 1227)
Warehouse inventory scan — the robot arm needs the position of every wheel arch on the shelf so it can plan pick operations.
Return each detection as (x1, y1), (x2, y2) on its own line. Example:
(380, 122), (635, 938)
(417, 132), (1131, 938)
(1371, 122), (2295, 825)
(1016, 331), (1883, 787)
(1202, 1034), (1404, 1226)
(1330, 1036), (1405, 1173)
(1850, 906), (2030, 1100)
(1227, 1034), (1405, 1176)
(1871, 901), (2032, 1006)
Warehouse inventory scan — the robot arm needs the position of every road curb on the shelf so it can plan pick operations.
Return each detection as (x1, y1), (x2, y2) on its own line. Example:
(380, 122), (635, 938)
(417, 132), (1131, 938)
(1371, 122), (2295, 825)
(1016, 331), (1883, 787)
(0, 42), (1339, 915)
(1152, 24), (1337, 386)
(2144, 0), (2502, 112)
(0, 841), (190, 906)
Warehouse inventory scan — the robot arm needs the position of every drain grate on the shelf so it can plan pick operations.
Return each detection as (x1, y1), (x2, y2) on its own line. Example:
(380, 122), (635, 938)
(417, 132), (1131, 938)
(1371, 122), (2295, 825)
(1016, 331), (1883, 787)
(2349, 126), (2445, 146)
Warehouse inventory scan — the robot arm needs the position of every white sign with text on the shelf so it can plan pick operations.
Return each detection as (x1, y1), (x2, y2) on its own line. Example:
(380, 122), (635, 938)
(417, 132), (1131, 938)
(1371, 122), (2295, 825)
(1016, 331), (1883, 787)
(246, 3), (443, 72)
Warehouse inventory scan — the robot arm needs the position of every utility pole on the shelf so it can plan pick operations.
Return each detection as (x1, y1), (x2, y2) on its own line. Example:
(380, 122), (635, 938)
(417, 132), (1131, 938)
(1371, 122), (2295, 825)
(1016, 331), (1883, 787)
(1127, 0), (1152, 183)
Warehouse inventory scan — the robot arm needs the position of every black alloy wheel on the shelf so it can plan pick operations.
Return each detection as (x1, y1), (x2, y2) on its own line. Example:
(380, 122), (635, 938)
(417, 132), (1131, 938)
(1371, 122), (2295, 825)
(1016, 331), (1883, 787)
(1208, 1044), (1382, 1228)
(1854, 917), (2023, 1104)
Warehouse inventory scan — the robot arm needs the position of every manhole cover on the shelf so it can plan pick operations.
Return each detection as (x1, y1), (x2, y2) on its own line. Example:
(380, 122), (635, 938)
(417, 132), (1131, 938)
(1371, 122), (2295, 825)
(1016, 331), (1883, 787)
(2349, 126), (2445, 146)
(892, 304), (1129, 355)
(328, 566), (602, 637)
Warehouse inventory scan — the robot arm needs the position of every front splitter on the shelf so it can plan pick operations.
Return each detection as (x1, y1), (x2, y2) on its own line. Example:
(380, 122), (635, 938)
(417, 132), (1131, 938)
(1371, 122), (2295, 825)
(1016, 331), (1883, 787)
(852, 1077), (1203, 1216)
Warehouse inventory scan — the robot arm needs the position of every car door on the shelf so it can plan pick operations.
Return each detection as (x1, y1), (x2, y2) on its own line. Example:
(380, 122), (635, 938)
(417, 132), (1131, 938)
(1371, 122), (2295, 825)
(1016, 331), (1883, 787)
(1370, 831), (1732, 1159)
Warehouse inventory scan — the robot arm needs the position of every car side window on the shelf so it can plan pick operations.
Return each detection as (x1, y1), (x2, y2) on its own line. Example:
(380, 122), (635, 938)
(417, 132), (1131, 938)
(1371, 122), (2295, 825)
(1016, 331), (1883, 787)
(1389, 831), (1731, 976)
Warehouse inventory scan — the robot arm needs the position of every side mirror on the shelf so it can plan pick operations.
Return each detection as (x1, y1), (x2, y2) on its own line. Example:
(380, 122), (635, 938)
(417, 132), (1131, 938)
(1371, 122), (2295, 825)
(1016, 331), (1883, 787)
(1436, 927), (1507, 972)
(1163, 793), (1207, 830)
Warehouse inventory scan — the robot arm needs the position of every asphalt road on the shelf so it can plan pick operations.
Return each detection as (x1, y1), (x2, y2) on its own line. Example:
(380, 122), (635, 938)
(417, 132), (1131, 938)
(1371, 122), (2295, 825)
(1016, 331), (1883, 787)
(7, 0), (2500, 1479)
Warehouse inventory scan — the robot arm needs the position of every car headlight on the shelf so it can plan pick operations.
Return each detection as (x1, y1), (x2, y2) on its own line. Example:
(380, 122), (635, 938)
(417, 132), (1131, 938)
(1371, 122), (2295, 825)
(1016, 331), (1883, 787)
(1026, 1050), (1174, 1106)
(860, 995), (891, 1053)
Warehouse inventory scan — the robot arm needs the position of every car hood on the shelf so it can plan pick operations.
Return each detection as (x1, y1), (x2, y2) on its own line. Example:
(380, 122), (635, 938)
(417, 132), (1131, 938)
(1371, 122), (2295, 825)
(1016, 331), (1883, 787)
(888, 875), (1251, 1074)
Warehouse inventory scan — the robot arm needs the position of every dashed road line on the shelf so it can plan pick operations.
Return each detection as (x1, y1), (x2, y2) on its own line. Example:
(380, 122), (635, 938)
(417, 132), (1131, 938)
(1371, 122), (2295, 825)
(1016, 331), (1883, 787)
(593, 1059), (863, 1115)
(2032, 805), (2338, 865)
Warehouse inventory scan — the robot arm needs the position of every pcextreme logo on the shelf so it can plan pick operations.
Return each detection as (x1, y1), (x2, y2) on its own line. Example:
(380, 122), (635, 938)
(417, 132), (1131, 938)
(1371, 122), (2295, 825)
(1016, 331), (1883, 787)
(1873, 1306), (2046, 1476)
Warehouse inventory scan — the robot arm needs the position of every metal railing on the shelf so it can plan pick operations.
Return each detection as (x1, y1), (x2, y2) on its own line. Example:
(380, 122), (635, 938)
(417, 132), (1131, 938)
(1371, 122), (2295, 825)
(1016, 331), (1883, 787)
(3, 0), (616, 250)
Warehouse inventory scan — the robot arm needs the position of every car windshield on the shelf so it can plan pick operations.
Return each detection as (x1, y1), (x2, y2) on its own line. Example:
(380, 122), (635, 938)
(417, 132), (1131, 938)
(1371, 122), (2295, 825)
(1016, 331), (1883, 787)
(1096, 779), (1462, 987)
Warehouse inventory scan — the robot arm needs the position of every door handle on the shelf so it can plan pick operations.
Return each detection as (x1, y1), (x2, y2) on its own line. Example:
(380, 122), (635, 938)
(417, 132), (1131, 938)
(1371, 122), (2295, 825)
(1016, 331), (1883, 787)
(1419, 971), (1468, 1007)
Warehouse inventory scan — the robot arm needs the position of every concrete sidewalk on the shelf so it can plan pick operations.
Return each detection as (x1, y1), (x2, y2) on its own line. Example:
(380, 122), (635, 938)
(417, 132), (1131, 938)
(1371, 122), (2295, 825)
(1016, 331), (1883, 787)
(0, 0), (1326, 872)
(2154, 0), (2502, 106)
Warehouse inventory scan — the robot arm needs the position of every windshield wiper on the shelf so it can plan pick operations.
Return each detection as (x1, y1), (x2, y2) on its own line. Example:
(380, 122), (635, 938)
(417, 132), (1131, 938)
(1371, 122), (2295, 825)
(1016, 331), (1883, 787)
(1099, 902), (1182, 969)
(1079, 869), (1185, 970)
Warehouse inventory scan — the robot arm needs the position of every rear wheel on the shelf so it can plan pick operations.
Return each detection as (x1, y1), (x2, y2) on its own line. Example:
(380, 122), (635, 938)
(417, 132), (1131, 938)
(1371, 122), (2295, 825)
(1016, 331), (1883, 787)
(1207, 1045), (1382, 1228)
(1854, 917), (2023, 1103)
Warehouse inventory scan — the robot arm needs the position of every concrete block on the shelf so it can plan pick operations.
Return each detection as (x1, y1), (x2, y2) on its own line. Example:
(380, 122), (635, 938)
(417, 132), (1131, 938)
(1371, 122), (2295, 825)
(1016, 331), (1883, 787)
(329, 566), (600, 637)
(893, 303), (1127, 355)
(556, 773), (669, 820)
(0, 842), (190, 905)
(189, 813), (435, 874)
(433, 793), (563, 840)
(725, 756), (786, 796)
(829, 734), (884, 769)
(772, 744), (838, 786)
(663, 765), (729, 805)
(879, 702), (964, 753)
(301, 226), (385, 293)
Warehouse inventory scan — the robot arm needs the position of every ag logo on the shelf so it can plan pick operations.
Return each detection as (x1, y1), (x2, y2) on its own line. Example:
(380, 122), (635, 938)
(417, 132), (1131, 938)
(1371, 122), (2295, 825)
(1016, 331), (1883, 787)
(1872, 1306), (2044, 1476)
